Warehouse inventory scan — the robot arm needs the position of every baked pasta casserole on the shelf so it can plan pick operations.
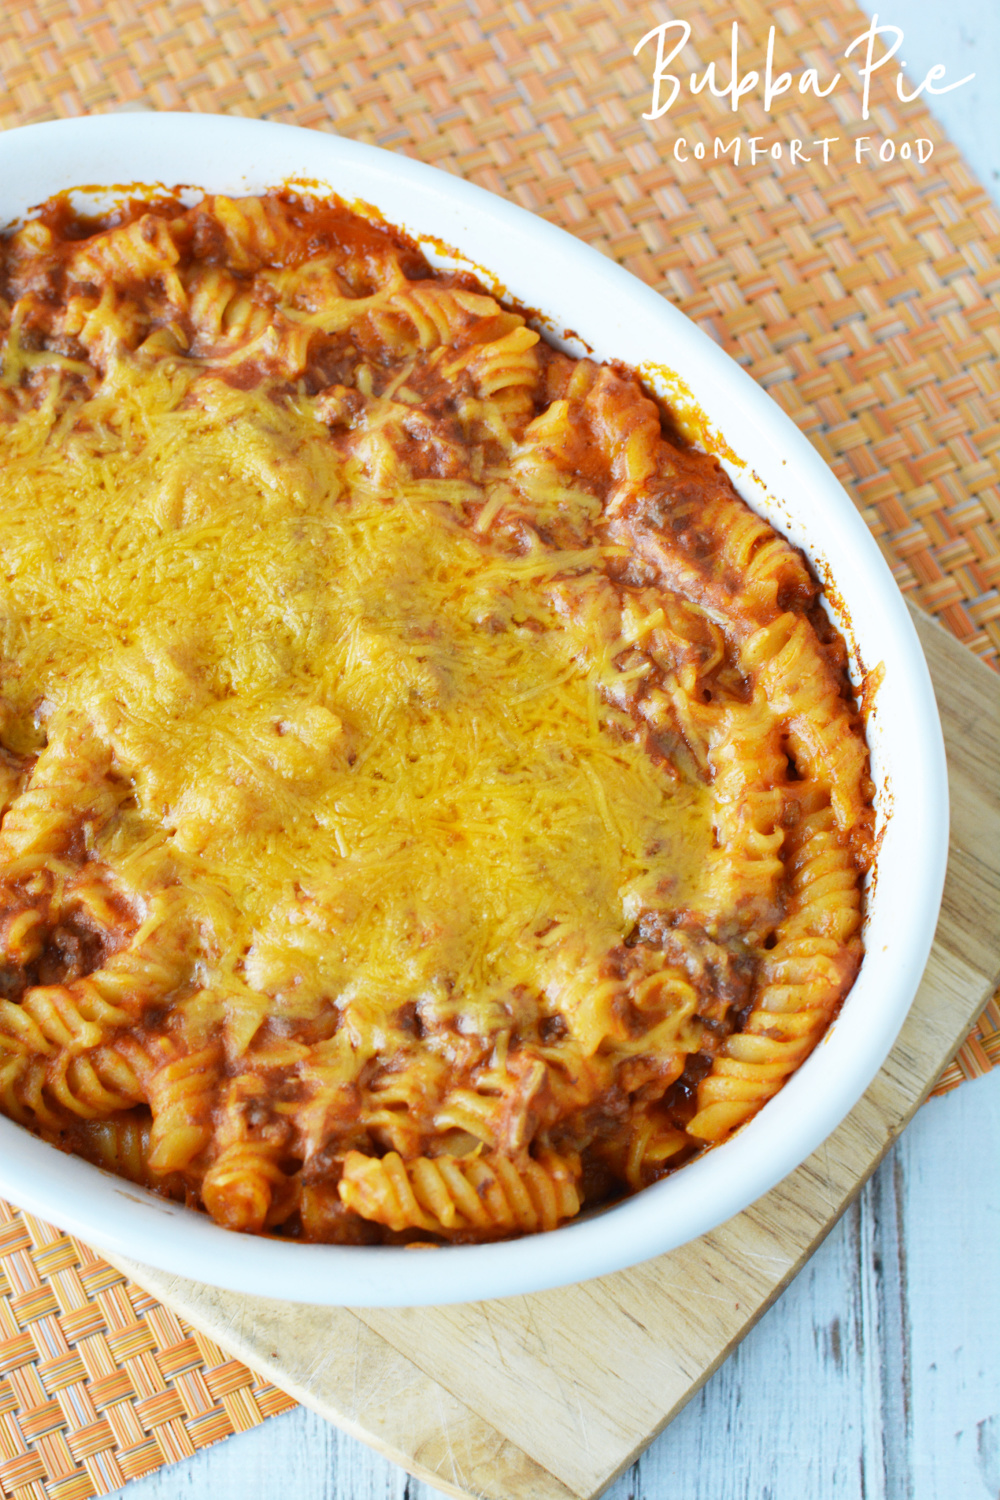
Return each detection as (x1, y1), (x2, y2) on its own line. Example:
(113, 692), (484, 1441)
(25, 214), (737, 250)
(0, 192), (874, 1244)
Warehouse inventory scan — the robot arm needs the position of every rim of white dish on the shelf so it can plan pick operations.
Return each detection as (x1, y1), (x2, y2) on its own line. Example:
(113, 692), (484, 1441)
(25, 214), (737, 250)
(0, 113), (949, 1306)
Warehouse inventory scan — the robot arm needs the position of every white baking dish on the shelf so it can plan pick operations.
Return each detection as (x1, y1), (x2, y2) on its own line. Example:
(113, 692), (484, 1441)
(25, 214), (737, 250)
(0, 113), (948, 1306)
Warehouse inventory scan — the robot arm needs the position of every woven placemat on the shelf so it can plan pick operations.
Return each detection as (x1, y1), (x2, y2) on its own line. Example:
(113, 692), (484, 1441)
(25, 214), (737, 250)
(0, 1200), (296, 1499)
(0, 0), (998, 1491)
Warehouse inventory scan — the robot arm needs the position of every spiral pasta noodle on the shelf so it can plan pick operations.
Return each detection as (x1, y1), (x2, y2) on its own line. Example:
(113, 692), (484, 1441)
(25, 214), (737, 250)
(339, 1149), (582, 1237)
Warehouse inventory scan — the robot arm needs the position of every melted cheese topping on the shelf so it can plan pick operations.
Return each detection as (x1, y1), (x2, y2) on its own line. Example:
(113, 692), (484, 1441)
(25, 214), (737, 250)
(0, 358), (712, 1054)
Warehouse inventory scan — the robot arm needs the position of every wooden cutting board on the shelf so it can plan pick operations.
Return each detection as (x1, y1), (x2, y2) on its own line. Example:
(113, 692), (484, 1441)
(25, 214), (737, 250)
(104, 604), (1000, 1500)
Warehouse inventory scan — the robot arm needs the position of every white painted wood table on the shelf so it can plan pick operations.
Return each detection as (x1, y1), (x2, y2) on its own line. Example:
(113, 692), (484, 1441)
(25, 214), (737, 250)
(105, 1), (1000, 1495)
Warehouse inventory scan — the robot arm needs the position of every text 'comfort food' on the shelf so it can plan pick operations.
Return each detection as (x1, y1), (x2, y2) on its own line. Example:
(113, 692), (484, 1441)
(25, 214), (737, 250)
(0, 193), (874, 1243)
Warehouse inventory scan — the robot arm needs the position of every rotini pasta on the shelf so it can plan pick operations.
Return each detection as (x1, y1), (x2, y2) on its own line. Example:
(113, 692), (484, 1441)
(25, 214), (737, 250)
(0, 191), (874, 1245)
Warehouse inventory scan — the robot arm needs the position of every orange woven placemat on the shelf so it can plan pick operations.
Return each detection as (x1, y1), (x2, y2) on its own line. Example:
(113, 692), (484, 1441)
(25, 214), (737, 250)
(0, 0), (998, 1492)
(0, 1201), (296, 1499)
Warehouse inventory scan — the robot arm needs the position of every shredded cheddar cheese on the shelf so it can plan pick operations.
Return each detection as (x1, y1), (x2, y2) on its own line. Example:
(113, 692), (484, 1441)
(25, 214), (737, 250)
(1, 358), (713, 1046)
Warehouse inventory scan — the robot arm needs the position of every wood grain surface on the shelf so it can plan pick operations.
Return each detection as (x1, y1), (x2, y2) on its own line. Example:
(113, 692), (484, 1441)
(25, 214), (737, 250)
(102, 604), (1000, 1500)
